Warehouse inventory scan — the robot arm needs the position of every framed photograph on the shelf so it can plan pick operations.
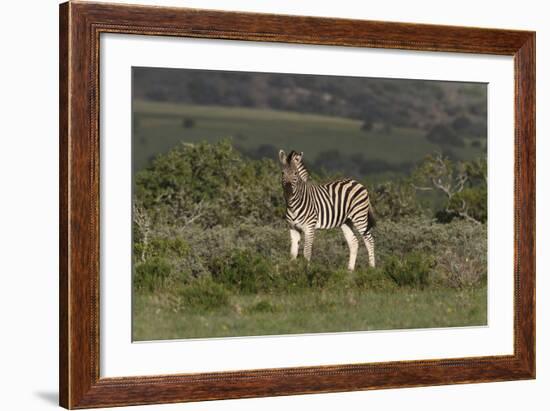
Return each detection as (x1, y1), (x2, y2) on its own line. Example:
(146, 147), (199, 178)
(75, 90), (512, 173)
(59, 1), (535, 408)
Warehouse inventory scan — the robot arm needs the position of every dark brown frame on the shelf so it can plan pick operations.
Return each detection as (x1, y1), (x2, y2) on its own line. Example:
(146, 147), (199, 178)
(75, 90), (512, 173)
(59, 1), (535, 409)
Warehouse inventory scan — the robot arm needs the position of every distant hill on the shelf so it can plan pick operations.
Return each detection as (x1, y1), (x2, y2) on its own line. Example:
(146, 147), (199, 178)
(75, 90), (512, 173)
(134, 67), (487, 139)
(133, 101), (485, 182)
(132, 67), (487, 180)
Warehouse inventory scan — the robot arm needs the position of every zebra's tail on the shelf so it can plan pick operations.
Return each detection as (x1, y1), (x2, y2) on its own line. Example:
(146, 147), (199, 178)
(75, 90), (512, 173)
(366, 205), (376, 233)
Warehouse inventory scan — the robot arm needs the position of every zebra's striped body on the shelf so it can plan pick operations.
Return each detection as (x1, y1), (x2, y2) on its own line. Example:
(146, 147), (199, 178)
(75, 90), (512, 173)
(279, 150), (375, 270)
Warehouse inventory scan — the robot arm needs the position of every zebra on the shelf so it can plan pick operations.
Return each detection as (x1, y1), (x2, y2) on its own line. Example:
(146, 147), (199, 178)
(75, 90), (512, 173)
(278, 149), (376, 270)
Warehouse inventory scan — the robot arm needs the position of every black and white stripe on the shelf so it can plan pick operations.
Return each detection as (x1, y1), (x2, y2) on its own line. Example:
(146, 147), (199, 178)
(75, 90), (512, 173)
(279, 150), (375, 270)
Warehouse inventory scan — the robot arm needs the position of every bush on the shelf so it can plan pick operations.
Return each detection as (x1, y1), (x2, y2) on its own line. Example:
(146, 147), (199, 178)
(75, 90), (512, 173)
(383, 252), (434, 288)
(433, 225), (487, 288)
(209, 249), (354, 294)
(246, 300), (279, 314)
(134, 257), (171, 292)
(305, 264), (349, 290)
(354, 267), (398, 291)
(178, 277), (230, 311)
(210, 249), (274, 293)
(371, 180), (421, 220)
(271, 260), (355, 292)
(134, 140), (285, 228)
(449, 186), (487, 223)
(148, 237), (189, 258)
(132, 141), (487, 302)
(271, 260), (311, 291)
(436, 249), (487, 289)
(139, 215), (487, 294)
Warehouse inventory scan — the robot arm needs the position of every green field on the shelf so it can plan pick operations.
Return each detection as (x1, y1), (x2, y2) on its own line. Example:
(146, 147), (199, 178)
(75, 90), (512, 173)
(132, 137), (487, 342)
(132, 72), (488, 342)
(132, 213), (488, 341)
(133, 287), (487, 341)
(133, 100), (483, 173)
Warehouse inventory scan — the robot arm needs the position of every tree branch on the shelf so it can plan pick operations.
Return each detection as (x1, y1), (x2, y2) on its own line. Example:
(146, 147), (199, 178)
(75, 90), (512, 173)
(431, 177), (452, 198)
(410, 183), (433, 191)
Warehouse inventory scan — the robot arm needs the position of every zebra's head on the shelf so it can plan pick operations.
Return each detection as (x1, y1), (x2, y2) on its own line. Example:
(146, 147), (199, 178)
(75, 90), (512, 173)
(278, 150), (304, 197)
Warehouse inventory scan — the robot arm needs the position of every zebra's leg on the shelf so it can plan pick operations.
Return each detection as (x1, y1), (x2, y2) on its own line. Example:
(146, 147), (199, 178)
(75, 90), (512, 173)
(302, 226), (316, 262)
(341, 224), (359, 271)
(363, 230), (376, 268)
(289, 228), (301, 260)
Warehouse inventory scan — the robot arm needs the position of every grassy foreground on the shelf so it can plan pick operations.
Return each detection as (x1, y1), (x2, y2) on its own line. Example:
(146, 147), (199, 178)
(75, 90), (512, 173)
(132, 141), (488, 341)
(133, 286), (487, 341)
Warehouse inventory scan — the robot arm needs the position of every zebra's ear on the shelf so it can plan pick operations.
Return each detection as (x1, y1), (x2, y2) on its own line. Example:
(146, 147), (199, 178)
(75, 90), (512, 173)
(295, 152), (304, 162)
(278, 150), (287, 165)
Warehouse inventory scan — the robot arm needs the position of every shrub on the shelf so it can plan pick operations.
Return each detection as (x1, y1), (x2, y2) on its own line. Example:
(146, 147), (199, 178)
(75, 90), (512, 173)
(210, 249), (274, 293)
(354, 267), (398, 291)
(371, 180), (421, 221)
(271, 260), (352, 292)
(134, 257), (171, 292)
(449, 186), (487, 223)
(178, 277), (229, 311)
(272, 259), (311, 291)
(305, 265), (349, 290)
(131, 140), (488, 300)
(383, 252), (434, 288)
(148, 237), (189, 258)
(134, 140), (286, 228)
(436, 249), (486, 289)
(246, 300), (278, 314)
(433, 225), (487, 288)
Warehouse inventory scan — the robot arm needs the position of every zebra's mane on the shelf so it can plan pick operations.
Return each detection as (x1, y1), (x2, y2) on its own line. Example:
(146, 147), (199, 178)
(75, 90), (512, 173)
(287, 150), (310, 181)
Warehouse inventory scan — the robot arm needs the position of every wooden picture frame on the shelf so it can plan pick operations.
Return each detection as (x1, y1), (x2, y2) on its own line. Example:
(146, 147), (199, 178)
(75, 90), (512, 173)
(59, 1), (535, 408)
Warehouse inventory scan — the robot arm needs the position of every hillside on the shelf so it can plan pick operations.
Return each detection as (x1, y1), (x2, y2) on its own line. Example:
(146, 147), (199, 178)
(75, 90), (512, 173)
(133, 100), (485, 180)
(133, 67), (487, 136)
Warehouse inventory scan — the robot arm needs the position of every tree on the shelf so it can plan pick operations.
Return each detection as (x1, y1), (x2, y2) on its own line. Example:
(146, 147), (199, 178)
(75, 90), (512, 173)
(412, 154), (486, 224)
(371, 180), (420, 220)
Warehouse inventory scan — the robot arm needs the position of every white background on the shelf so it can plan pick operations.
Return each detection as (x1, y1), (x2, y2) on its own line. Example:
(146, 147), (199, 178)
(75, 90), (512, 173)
(0, 0), (547, 410)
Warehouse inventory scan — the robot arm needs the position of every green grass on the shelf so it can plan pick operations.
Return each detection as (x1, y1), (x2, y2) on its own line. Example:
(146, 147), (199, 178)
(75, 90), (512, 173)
(133, 100), (482, 172)
(131, 127), (488, 342)
(133, 286), (487, 341)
